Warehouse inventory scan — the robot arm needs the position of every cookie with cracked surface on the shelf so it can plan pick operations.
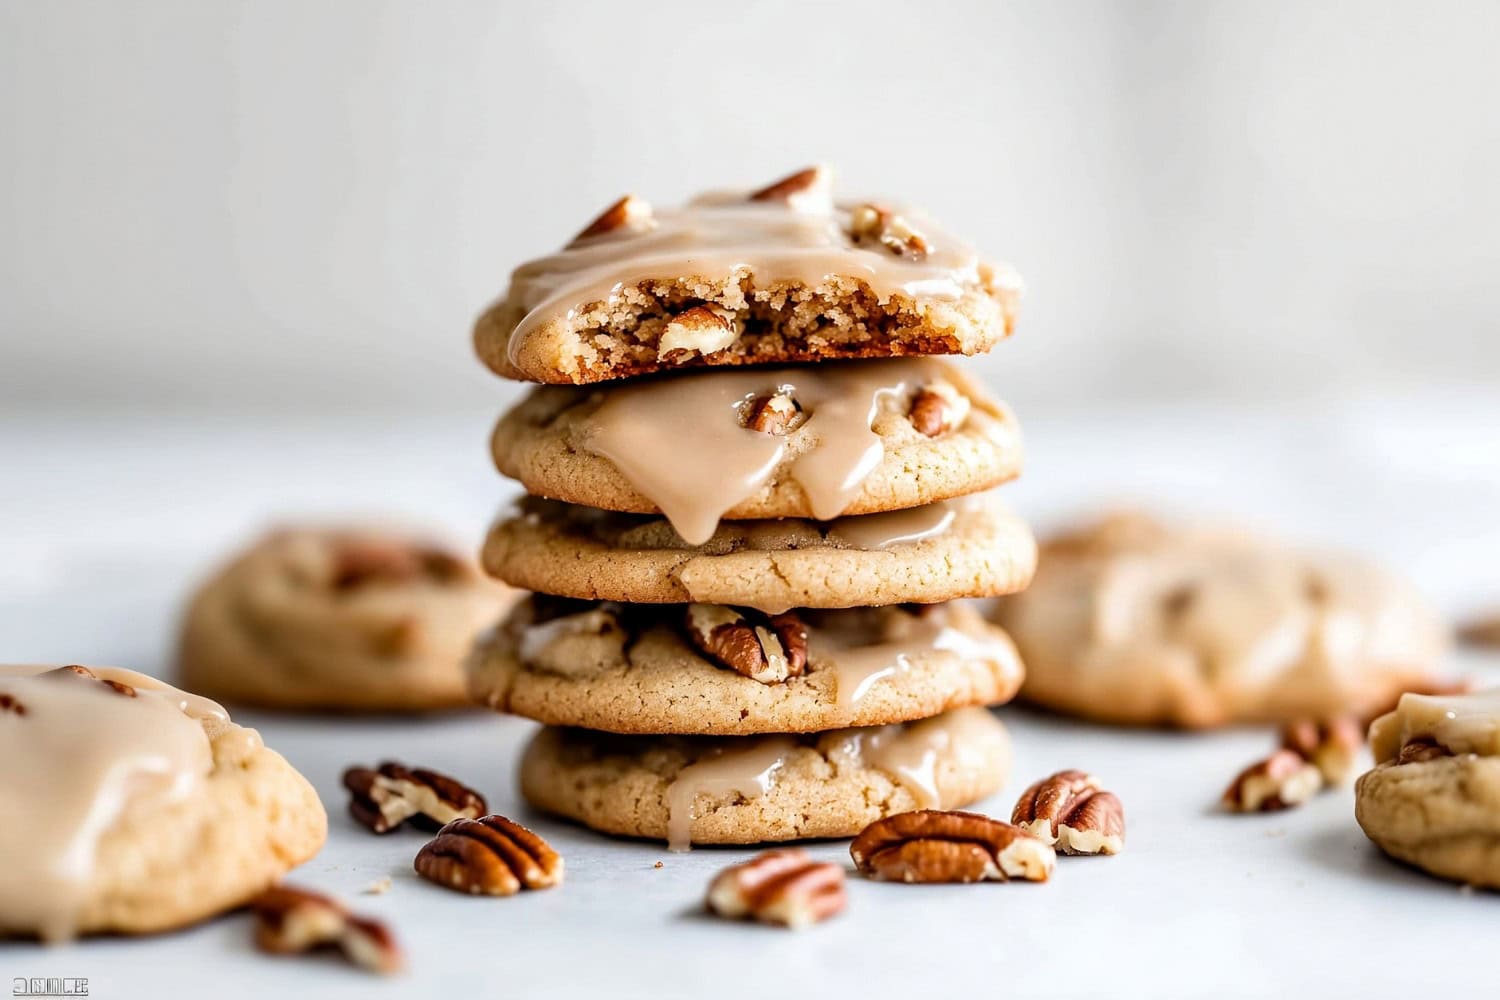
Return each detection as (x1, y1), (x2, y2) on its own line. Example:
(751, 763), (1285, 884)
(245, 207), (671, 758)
(178, 525), (521, 711)
(990, 512), (1448, 728)
(0, 665), (326, 940)
(482, 491), (1035, 613)
(467, 597), (1025, 735)
(1356, 688), (1500, 888)
(475, 166), (1022, 384)
(518, 706), (1011, 848)
(490, 358), (1022, 544)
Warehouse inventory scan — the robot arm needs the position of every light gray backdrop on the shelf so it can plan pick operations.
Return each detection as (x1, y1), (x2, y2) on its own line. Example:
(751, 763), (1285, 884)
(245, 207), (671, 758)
(2, 0), (1497, 417)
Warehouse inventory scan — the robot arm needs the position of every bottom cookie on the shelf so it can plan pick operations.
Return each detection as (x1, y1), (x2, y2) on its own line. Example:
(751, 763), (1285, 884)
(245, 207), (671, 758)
(519, 706), (1011, 849)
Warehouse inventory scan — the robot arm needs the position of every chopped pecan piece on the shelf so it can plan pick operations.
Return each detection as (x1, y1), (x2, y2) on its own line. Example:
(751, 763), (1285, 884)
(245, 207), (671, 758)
(1280, 716), (1362, 784)
(414, 815), (564, 896)
(849, 203), (930, 259)
(1011, 770), (1125, 856)
(251, 885), (402, 975)
(743, 391), (804, 435)
(684, 604), (809, 684)
(0, 693), (24, 715)
(1222, 749), (1323, 812)
(908, 382), (970, 437)
(705, 848), (845, 929)
(658, 305), (736, 361)
(748, 166), (833, 211)
(850, 810), (1055, 884)
(570, 194), (654, 243)
(330, 539), (466, 591)
(342, 761), (487, 834)
(1395, 736), (1451, 765)
(58, 665), (136, 697)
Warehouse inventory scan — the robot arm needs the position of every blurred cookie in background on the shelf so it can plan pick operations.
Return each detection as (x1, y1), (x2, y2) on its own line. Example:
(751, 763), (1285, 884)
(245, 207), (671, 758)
(990, 512), (1450, 728)
(178, 525), (520, 712)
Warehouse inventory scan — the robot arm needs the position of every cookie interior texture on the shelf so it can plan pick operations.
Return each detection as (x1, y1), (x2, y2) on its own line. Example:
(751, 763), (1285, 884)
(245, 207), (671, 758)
(482, 492), (1036, 612)
(178, 526), (520, 711)
(0, 665), (326, 939)
(468, 597), (1025, 735)
(992, 512), (1448, 727)
(519, 706), (1011, 846)
(476, 170), (1020, 384)
(490, 358), (1023, 525)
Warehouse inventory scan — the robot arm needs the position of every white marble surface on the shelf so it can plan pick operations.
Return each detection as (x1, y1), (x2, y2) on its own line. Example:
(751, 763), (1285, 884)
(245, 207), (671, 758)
(1, 396), (1497, 999)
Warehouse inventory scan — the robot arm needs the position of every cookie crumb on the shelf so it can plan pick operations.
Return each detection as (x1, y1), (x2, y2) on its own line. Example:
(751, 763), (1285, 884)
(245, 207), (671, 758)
(362, 876), (393, 895)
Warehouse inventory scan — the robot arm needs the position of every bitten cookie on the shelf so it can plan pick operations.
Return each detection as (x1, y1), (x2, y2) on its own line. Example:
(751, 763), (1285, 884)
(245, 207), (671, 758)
(0, 665), (326, 940)
(991, 513), (1448, 728)
(519, 706), (1011, 848)
(490, 358), (1022, 544)
(468, 597), (1025, 735)
(475, 165), (1022, 385)
(482, 492), (1036, 612)
(1356, 689), (1500, 889)
(178, 526), (521, 711)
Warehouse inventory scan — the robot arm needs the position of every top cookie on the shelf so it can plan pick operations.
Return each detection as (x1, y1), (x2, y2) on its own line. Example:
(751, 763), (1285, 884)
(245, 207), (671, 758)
(474, 166), (1022, 384)
(991, 512), (1450, 728)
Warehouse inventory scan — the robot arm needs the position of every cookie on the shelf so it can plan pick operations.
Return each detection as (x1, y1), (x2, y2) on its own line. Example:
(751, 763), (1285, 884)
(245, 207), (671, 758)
(178, 526), (521, 711)
(475, 166), (1022, 385)
(490, 358), (1022, 544)
(1356, 689), (1500, 888)
(0, 665), (326, 940)
(482, 491), (1036, 613)
(518, 706), (1011, 848)
(468, 597), (1024, 735)
(991, 512), (1448, 728)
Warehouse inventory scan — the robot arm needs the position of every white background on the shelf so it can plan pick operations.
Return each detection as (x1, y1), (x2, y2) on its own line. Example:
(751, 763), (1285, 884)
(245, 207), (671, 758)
(3, 0), (1499, 419)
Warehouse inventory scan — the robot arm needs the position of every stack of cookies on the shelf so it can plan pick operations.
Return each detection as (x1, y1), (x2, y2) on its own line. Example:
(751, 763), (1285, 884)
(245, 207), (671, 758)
(467, 167), (1036, 849)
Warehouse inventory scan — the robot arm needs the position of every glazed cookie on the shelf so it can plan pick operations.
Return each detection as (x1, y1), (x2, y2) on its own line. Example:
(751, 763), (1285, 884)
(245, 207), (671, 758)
(991, 513), (1448, 728)
(490, 358), (1022, 544)
(179, 526), (521, 711)
(468, 597), (1024, 735)
(482, 492), (1036, 612)
(519, 706), (1011, 848)
(1357, 689), (1500, 888)
(0, 665), (326, 940)
(475, 166), (1022, 385)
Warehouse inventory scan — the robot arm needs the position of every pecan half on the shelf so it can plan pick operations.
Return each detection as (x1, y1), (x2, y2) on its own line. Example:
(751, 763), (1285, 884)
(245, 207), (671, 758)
(908, 381), (970, 437)
(849, 203), (930, 259)
(571, 194), (654, 243)
(1222, 749), (1323, 812)
(658, 304), (736, 361)
(1011, 770), (1125, 856)
(414, 815), (564, 896)
(748, 166), (834, 212)
(1395, 736), (1451, 765)
(251, 885), (402, 975)
(850, 810), (1055, 884)
(705, 848), (845, 929)
(342, 761), (487, 834)
(684, 604), (809, 684)
(1280, 716), (1362, 785)
(743, 391), (804, 435)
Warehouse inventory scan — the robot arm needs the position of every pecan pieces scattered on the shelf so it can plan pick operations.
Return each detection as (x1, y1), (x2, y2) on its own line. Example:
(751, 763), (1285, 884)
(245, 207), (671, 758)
(251, 885), (402, 975)
(1011, 770), (1125, 856)
(342, 761), (487, 835)
(850, 810), (1055, 884)
(908, 381), (970, 437)
(413, 815), (564, 896)
(1280, 716), (1362, 785)
(684, 604), (809, 684)
(1222, 748), (1324, 813)
(705, 848), (845, 929)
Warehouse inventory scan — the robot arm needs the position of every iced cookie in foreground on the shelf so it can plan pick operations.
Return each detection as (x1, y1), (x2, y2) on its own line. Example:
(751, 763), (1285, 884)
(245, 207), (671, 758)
(483, 492), (1036, 612)
(469, 598), (1025, 735)
(490, 358), (1022, 544)
(1356, 689), (1500, 888)
(0, 665), (326, 940)
(475, 166), (1022, 384)
(991, 513), (1448, 727)
(519, 706), (1011, 849)
(178, 526), (521, 711)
